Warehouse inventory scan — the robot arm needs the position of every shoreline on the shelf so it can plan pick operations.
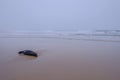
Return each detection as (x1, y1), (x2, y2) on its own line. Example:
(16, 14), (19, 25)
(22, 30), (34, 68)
(0, 36), (120, 43)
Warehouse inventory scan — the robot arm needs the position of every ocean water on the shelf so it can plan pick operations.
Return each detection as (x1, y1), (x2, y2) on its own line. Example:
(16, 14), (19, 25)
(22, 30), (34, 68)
(0, 30), (120, 42)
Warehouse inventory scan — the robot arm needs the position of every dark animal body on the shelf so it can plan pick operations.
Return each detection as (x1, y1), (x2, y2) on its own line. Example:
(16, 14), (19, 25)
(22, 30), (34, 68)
(18, 50), (38, 57)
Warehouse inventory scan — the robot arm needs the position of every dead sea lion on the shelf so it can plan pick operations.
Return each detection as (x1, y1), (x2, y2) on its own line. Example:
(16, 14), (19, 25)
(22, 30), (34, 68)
(18, 50), (38, 57)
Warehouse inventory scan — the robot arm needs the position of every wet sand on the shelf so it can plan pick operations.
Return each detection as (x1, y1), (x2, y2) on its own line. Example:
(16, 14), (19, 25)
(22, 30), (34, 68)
(0, 37), (120, 80)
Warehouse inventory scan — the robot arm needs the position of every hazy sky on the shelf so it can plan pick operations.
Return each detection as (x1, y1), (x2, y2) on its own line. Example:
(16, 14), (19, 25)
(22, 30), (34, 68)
(0, 0), (120, 32)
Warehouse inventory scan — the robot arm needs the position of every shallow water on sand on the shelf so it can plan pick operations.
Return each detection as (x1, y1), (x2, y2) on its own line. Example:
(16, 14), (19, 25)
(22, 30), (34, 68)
(0, 37), (120, 80)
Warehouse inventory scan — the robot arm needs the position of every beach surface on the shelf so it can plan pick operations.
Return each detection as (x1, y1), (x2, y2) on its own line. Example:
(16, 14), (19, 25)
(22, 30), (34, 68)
(0, 37), (120, 80)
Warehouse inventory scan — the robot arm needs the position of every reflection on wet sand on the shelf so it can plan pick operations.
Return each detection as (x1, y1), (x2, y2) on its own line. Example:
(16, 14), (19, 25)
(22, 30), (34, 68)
(12, 55), (37, 61)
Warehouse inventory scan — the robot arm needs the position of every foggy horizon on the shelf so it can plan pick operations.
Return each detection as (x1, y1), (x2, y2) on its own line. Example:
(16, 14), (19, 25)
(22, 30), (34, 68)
(0, 0), (120, 32)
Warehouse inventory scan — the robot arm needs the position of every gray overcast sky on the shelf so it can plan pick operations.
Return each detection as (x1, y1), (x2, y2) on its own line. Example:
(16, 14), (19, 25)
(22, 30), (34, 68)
(0, 0), (120, 32)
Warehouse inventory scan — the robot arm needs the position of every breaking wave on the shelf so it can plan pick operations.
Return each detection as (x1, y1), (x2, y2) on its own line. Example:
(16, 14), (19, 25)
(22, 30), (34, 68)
(0, 30), (120, 42)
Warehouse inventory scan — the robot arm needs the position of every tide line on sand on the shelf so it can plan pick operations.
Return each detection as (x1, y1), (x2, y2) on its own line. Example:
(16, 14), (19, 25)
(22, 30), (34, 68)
(0, 33), (120, 43)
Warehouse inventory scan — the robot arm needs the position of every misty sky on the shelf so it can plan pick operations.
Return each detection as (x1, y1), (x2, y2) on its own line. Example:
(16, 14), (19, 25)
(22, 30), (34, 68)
(0, 0), (120, 32)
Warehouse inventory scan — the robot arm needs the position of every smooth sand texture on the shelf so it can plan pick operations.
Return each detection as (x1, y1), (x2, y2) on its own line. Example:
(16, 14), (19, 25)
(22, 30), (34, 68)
(0, 37), (120, 80)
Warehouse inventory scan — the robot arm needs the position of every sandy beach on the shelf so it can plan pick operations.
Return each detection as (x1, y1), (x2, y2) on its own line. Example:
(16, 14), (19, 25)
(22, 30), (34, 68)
(0, 37), (120, 80)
